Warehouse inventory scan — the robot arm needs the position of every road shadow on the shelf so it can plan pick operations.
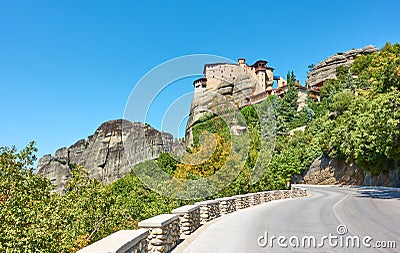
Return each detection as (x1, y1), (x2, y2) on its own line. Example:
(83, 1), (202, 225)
(174, 238), (185, 248)
(354, 188), (400, 200)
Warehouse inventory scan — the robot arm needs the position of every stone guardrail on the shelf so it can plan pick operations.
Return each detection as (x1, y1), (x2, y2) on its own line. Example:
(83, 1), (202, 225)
(248, 193), (261, 206)
(77, 229), (149, 253)
(78, 187), (307, 253)
(195, 199), (220, 224)
(217, 196), (236, 215)
(138, 214), (180, 253)
(242, 194), (251, 208)
(233, 194), (245, 210)
(171, 205), (200, 236)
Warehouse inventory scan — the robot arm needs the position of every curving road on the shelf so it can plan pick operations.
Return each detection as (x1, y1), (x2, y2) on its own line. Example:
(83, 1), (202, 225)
(173, 185), (400, 253)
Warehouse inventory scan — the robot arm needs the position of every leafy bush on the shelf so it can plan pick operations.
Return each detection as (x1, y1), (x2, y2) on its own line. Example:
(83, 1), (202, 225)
(0, 143), (183, 252)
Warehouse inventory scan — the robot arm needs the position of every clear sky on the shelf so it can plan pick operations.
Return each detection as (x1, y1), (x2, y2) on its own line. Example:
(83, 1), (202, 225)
(1, 0), (399, 162)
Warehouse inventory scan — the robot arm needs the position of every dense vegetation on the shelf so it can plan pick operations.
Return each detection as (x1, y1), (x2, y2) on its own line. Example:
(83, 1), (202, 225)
(0, 143), (183, 252)
(170, 42), (400, 192)
(0, 42), (398, 252)
(258, 42), (400, 183)
(308, 42), (400, 174)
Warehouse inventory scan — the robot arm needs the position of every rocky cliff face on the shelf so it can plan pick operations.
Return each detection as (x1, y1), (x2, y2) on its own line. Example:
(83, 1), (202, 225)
(185, 76), (255, 143)
(306, 45), (378, 88)
(303, 155), (400, 187)
(37, 119), (178, 193)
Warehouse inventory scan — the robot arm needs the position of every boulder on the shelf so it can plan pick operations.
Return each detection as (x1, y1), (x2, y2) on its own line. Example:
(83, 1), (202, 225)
(306, 45), (378, 88)
(37, 119), (179, 193)
(303, 155), (400, 187)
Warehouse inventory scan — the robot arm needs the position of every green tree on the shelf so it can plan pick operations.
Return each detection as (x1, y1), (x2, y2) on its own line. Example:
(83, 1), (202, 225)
(157, 153), (178, 175)
(284, 71), (299, 111)
(307, 63), (315, 75)
(279, 71), (299, 130)
(351, 89), (400, 173)
(332, 91), (355, 114)
(0, 142), (61, 252)
(55, 165), (116, 251)
(352, 43), (400, 93)
(0, 142), (184, 252)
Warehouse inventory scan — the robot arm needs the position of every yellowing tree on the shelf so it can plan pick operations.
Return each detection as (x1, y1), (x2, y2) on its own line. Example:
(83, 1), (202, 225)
(175, 133), (232, 179)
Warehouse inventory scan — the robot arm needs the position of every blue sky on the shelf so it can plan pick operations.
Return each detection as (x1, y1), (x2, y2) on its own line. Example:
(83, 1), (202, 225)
(1, 0), (399, 161)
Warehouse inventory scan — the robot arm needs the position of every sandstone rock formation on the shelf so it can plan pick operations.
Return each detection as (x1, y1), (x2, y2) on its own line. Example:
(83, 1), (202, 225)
(185, 76), (255, 143)
(37, 119), (179, 193)
(306, 45), (378, 88)
(303, 155), (400, 187)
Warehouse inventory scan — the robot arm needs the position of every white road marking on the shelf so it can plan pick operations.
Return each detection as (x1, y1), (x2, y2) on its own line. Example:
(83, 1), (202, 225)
(333, 194), (349, 225)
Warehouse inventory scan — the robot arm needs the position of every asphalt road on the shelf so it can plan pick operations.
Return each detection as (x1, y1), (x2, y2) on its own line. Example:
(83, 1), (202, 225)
(173, 185), (400, 253)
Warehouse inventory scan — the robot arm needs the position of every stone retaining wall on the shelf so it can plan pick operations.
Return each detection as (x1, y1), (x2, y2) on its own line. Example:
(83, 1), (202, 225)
(242, 194), (250, 208)
(260, 191), (272, 203)
(234, 195), (246, 210)
(248, 193), (261, 206)
(273, 190), (281, 200)
(196, 200), (220, 224)
(282, 190), (291, 198)
(217, 197), (236, 215)
(78, 187), (307, 253)
(172, 205), (200, 236)
(138, 214), (180, 253)
(77, 229), (148, 253)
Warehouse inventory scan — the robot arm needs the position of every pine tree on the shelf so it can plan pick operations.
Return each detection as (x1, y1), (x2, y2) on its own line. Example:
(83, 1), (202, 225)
(279, 71), (299, 129)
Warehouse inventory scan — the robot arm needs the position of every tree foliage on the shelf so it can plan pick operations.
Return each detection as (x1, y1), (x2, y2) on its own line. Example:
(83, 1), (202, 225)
(280, 71), (299, 125)
(157, 153), (178, 175)
(307, 42), (400, 174)
(0, 143), (182, 252)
